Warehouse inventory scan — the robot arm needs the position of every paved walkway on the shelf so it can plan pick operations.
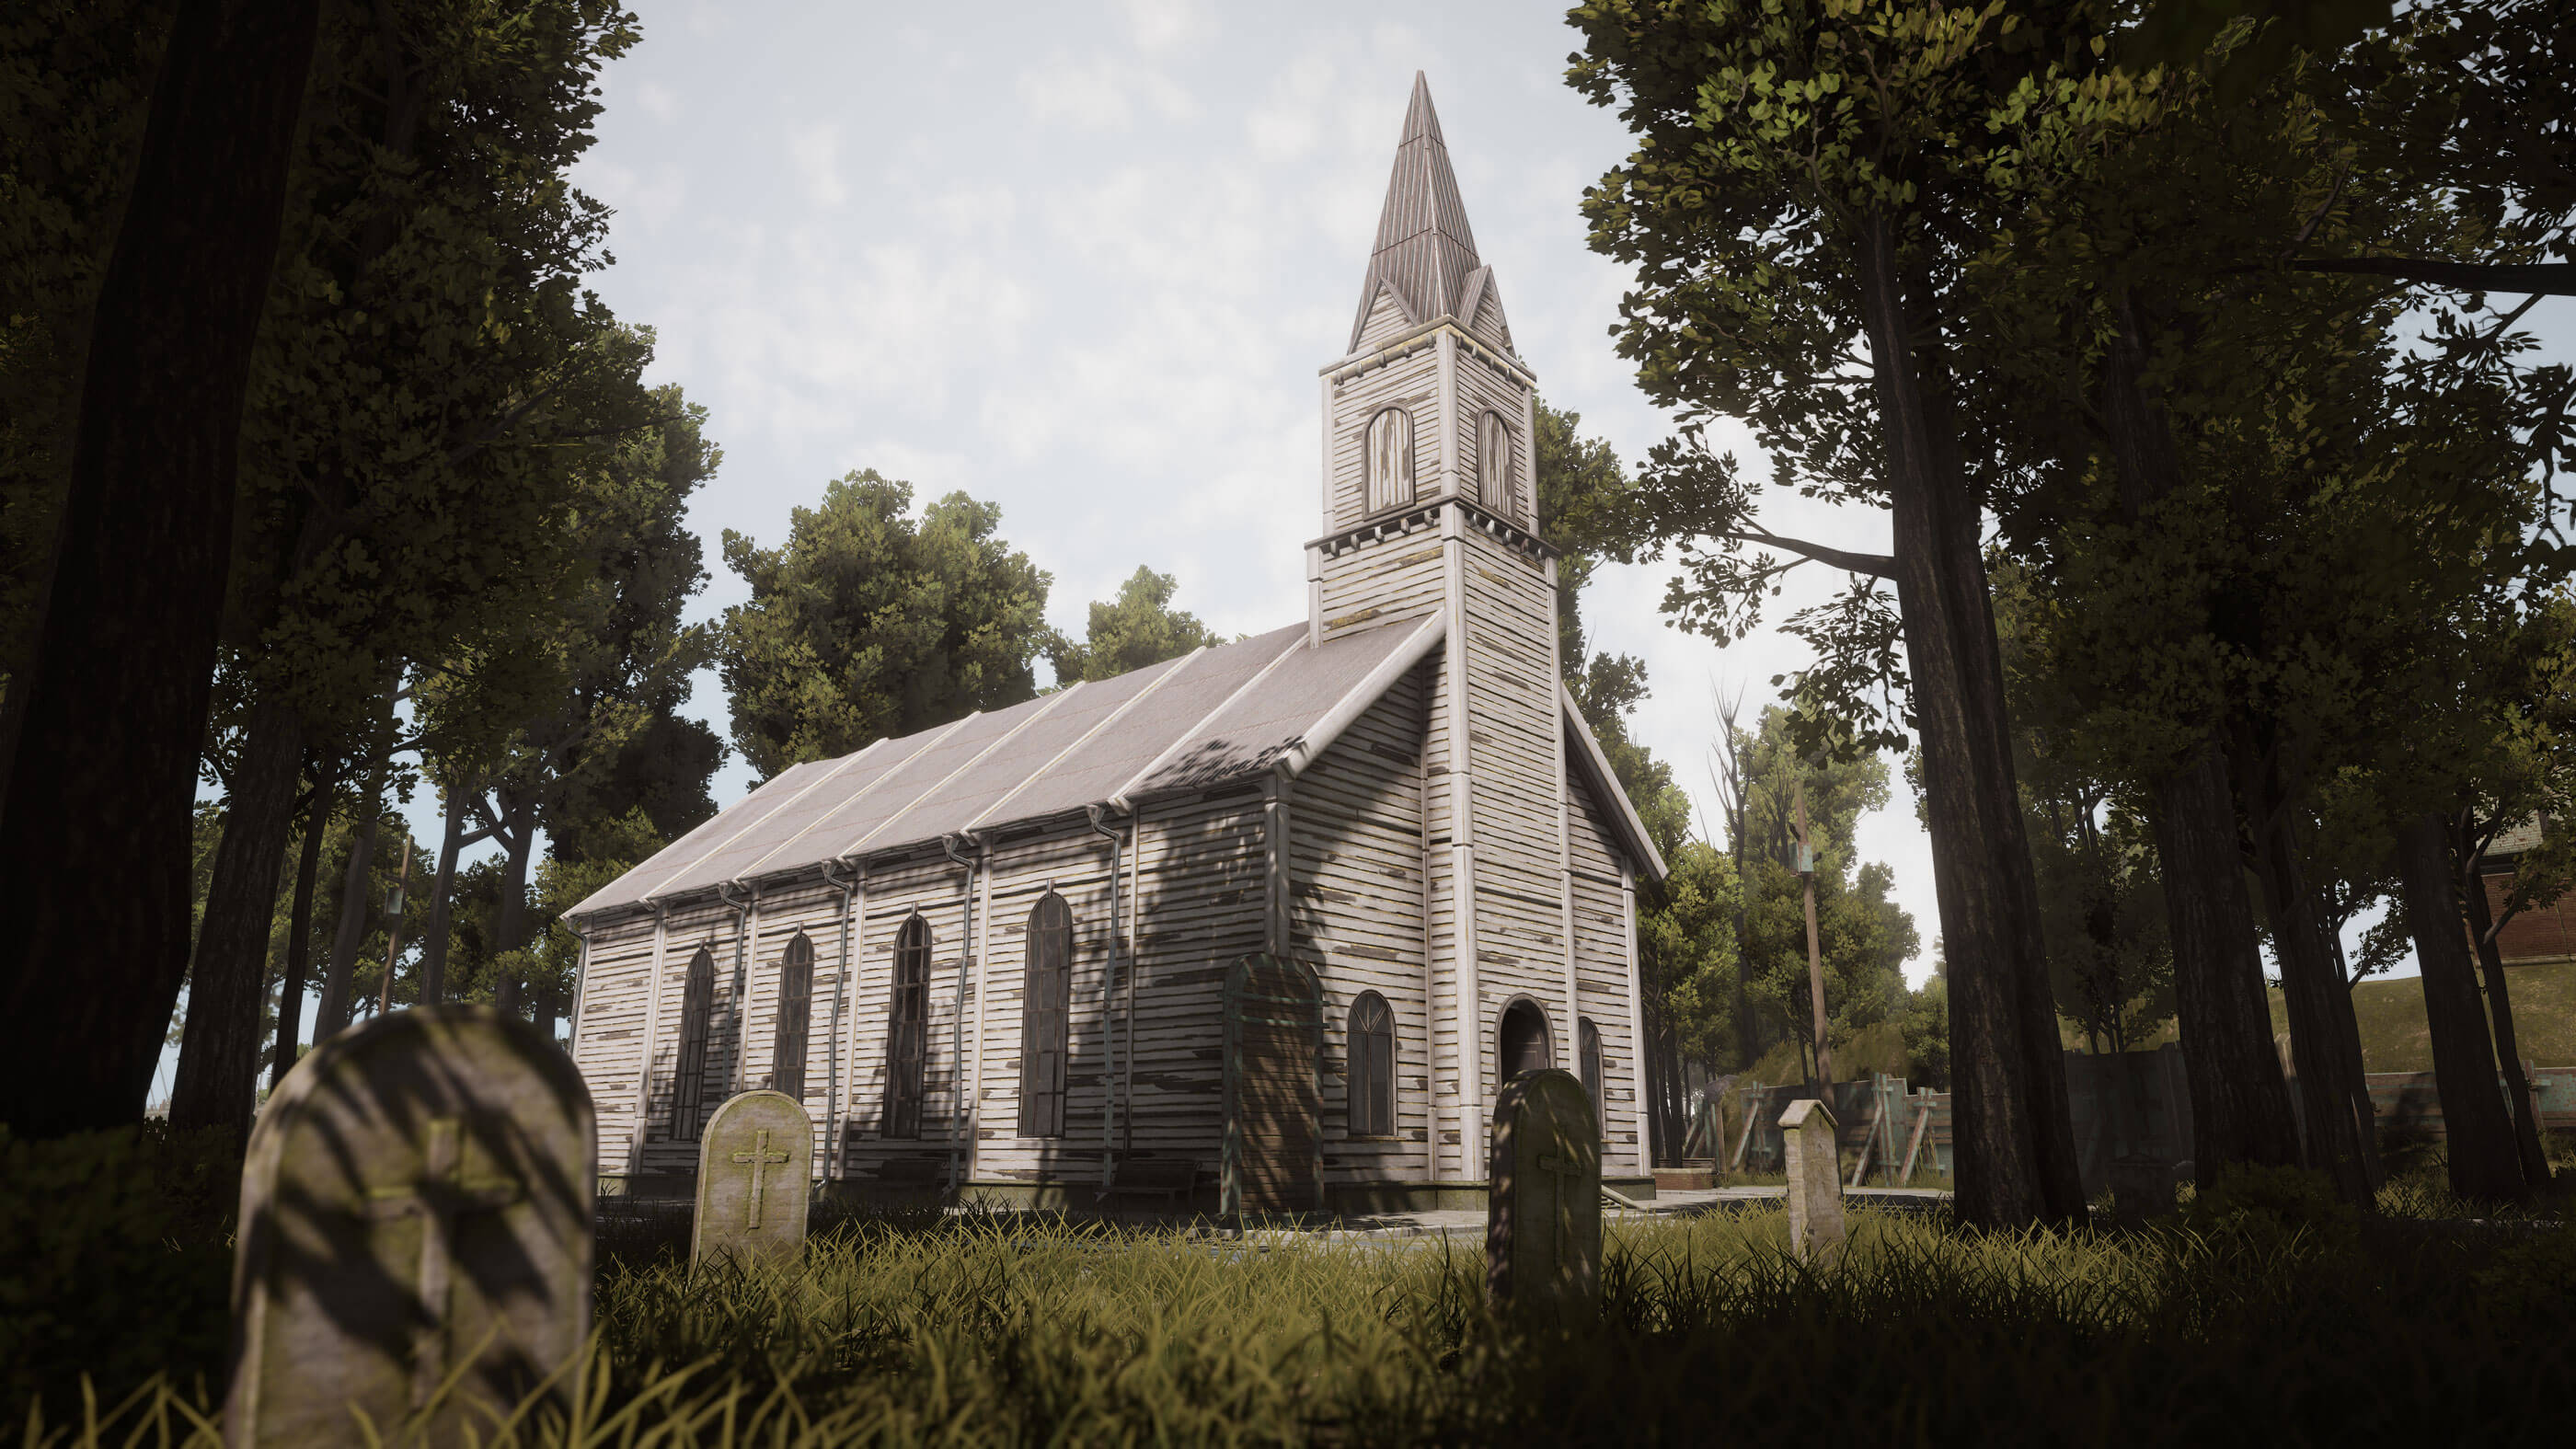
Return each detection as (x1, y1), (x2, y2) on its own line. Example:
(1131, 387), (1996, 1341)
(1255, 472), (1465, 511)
(1277, 1185), (1953, 1246)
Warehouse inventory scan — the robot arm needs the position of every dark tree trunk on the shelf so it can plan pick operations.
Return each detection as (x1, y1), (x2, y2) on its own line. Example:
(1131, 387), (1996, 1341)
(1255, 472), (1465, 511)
(169, 694), (307, 1139)
(489, 791), (536, 1017)
(2099, 303), (2308, 1189)
(317, 808), (381, 1037)
(2320, 893), (2386, 1188)
(417, 787), (473, 1005)
(1859, 213), (2085, 1227)
(2455, 835), (2555, 1186)
(0, 0), (321, 1137)
(2245, 798), (2375, 1204)
(269, 759), (335, 1089)
(2393, 813), (2526, 1201)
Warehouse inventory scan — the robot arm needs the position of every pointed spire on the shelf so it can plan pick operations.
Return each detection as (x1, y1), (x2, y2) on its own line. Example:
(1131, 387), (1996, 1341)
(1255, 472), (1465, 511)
(1349, 73), (1484, 352)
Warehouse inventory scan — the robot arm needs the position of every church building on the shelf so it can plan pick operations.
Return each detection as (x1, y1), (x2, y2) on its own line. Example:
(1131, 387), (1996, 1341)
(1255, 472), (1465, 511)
(564, 76), (1669, 1212)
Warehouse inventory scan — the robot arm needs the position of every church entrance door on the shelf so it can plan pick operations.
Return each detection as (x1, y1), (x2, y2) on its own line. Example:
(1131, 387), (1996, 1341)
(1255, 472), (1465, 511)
(1222, 952), (1322, 1217)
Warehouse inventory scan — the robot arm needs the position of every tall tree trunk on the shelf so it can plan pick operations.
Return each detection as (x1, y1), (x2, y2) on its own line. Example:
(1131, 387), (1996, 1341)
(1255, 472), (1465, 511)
(1859, 213), (2085, 1227)
(2100, 303), (2307, 1188)
(416, 786), (473, 1005)
(269, 760), (334, 1089)
(316, 695), (399, 1034)
(0, 0), (322, 1137)
(2393, 813), (2526, 1201)
(2454, 833), (2554, 1186)
(489, 790), (537, 1017)
(2242, 770), (2375, 1205)
(2320, 895), (2386, 1188)
(169, 694), (306, 1139)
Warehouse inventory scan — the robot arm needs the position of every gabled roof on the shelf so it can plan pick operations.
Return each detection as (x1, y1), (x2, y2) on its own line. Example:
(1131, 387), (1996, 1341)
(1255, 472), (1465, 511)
(1561, 681), (1673, 883)
(1348, 73), (1486, 354)
(568, 616), (1448, 920)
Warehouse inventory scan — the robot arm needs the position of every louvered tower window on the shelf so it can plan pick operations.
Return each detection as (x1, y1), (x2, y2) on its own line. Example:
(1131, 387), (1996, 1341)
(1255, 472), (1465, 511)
(1366, 407), (1415, 513)
(1347, 991), (1396, 1137)
(885, 914), (931, 1139)
(769, 930), (815, 1098)
(1476, 411), (1513, 520)
(671, 946), (717, 1141)
(1017, 892), (1073, 1138)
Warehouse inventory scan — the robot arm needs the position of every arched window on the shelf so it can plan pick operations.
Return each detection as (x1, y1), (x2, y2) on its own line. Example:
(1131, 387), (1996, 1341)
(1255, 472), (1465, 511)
(1018, 892), (1074, 1138)
(671, 945), (716, 1141)
(1366, 407), (1415, 513)
(884, 914), (931, 1139)
(1580, 1018), (1604, 1129)
(1498, 997), (1551, 1079)
(769, 930), (816, 1098)
(1347, 991), (1396, 1137)
(1476, 411), (1513, 518)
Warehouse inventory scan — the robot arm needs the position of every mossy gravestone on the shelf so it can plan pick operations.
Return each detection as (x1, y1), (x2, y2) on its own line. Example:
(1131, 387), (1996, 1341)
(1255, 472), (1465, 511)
(1486, 1068), (1600, 1319)
(1780, 1097), (1846, 1264)
(224, 1006), (593, 1444)
(692, 1090), (813, 1267)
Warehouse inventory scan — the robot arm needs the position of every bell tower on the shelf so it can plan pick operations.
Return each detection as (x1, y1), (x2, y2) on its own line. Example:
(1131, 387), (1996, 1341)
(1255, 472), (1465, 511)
(1304, 75), (1576, 1182)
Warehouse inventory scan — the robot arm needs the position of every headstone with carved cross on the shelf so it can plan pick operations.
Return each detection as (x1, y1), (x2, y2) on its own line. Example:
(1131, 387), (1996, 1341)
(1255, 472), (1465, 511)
(693, 1089), (814, 1267)
(1486, 1067), (1601, 1320)
(224, 1006), (594, 1444)
(1779, 1097), (1846, 1264)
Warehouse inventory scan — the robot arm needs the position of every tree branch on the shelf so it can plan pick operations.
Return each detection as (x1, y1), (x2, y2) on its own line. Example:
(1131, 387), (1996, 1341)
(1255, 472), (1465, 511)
(1722, 526), (1897, 578)
(2285, 258), (2576, 296)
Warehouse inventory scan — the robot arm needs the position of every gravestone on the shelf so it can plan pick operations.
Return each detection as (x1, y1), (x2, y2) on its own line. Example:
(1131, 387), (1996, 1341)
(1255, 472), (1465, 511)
(1486, 1067), (1601, 1319)
(225, 1006), (594, 1445)
(692, 1089), (814, 1266)
(1779, 1097), (1846, 1264)
(2110, 1156), (2183, 1228)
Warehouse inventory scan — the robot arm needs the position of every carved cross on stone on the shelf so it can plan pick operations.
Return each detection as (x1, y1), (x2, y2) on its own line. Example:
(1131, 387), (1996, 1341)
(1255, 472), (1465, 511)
(732, 1128), (789, 1229)
(1487, 1068), (1602, 1321)
(362, 1116), (524, 1407)
(694, 1090), (813, 1266)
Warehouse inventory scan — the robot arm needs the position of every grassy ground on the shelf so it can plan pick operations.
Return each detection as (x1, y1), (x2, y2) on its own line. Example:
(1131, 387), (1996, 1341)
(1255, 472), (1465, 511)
(17, 1148), (2576, 1448)
(2260, 960), (2576, 1072)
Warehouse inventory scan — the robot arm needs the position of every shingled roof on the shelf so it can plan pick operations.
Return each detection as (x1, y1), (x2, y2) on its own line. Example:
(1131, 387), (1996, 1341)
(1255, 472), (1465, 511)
(569, 615), (1448, 919)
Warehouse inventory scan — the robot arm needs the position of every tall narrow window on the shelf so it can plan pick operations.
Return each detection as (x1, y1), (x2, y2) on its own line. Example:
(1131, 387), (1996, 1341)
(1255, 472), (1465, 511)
(885, 914), (931, 1139)
(1017, 892), (1074, 1138)
(1348, 991), (1396, 1137)
(769, 930), (816, 1098)
(1366, 407), (1415, 512)
(1476, 411), (1513, 519)
(1580, 1018), (1604, 1130)
(672, 946), (716, 1141)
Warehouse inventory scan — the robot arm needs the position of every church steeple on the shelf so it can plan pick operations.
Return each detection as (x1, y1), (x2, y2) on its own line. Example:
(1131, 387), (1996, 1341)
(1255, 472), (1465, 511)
(1348, 74), (1495, 354)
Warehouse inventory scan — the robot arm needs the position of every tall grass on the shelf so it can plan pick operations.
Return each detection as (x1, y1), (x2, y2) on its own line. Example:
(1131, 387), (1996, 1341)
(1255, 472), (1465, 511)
(22, 1196), (2576, 1447)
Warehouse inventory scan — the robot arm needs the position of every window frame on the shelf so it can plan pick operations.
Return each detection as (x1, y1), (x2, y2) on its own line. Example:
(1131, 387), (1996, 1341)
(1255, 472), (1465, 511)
(769, 929), (816, 1099)
(1579, 1017), (1604, 1134)
(1347, 990), (1397, 1138)
(1364, 406), (1416, 514)
(1475, 409), (1513, 520)
(671, 945), (717, 1142)
(1017, 891), (1075, 1138)
(884, 914), (931, 1139)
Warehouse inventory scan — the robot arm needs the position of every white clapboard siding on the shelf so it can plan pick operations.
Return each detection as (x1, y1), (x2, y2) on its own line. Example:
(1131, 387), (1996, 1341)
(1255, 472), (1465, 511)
(1318, 532), (1446, 643)
(832, 856), (975, 1178)
(1325, 344), (1440, 531)
(967, 821), (1123, 1183)
(1291, 661), (1431, 1183)
(569, 914), (657, 1173)
(1568, 770), (1644, 1157)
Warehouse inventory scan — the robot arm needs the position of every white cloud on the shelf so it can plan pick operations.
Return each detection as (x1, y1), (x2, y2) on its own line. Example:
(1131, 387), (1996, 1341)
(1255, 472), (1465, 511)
(1119, 0), (1209, 53)
(784, 124), (847, 208)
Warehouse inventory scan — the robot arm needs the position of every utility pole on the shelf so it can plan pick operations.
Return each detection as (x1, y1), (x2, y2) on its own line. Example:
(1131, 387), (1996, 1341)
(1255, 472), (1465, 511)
(374, 832), (410, 1016)
(1796, 775), (1832, 1089)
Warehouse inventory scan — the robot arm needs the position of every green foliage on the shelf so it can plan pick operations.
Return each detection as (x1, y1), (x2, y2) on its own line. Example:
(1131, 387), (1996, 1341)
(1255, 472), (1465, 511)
(2180, 1162), (2363, 1257)
(1906, 957), (1954, 1090)
(0, 1121), (234, 1417)
(719, 472), (1053, 781)
(1043, 566), (1221, 685)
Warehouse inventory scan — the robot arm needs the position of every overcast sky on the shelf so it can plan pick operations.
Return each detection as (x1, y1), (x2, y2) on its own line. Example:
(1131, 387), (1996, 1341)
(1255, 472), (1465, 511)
(341, 0), (2576, 1006)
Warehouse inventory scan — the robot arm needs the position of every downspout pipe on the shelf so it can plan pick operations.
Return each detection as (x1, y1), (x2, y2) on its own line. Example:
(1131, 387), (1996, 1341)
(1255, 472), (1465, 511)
(1086, 804), (1127, 1197)
(940, 832), (982, 1200)
(819, 857), (859, 1182)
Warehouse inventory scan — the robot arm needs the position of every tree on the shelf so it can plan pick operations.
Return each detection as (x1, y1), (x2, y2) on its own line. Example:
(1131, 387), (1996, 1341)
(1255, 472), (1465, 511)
(1570, 0), (2092, 1225)
(719, 472), (1053, 781)
(1045, 566), (1221, 684)
(0, 0), (319, 1136)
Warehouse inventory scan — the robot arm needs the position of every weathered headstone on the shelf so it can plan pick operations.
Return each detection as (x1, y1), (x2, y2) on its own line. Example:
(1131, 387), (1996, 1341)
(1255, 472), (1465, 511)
(1779, 1097), (1846, 1264)
(1486, 1067), (1601, 1319)
(2110, 1156), (2182, 1228)
(225, 1006), (594, 1444)
(692, 1089), (814, 1266)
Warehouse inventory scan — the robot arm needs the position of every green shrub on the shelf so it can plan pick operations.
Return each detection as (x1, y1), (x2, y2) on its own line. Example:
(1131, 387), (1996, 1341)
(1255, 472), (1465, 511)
(0, 1121), (237, 1420)
(2179, 1161), (2362, 1255)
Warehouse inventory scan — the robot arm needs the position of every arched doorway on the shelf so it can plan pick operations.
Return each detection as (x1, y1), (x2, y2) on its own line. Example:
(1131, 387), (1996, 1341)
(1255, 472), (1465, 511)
(1497, 997), (1553, 1081)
